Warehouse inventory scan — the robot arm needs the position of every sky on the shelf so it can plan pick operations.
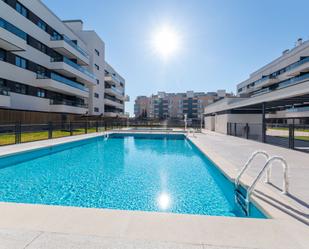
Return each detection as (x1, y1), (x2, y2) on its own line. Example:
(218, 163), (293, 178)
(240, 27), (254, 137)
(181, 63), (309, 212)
(43, 0), (309, 116)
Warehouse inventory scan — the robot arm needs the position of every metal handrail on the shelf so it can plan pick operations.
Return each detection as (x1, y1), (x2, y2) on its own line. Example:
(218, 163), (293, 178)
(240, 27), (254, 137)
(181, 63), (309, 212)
(247, 156), (289, 200)
(235, 151), (269, 188)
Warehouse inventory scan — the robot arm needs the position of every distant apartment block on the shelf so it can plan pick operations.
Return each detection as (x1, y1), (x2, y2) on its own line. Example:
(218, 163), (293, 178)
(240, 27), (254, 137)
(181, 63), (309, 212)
(135, 90), (230, 120)
(204, 38), (309, 134)
(0, 0), (128, 122)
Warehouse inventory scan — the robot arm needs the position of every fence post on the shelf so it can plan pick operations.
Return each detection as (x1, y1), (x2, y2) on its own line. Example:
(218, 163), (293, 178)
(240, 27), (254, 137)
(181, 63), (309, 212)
(288, 124), (294, 149)
(234, 123), (237, 136)
(48, 122), (52, 139)
(85, 121), (88, 134)
(70, 122), (73, 136)
(15, 122), (21, 144)
(245, 123), (249, 139)
(96, 121), (99, 132)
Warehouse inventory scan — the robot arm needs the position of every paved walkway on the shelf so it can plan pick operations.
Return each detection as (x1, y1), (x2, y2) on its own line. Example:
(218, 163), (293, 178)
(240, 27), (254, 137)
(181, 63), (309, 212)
(191, 131), (309, 221)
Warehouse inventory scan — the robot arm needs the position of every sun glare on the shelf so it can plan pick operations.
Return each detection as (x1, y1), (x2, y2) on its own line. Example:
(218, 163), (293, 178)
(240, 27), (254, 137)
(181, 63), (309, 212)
(151, 25), (181, 59)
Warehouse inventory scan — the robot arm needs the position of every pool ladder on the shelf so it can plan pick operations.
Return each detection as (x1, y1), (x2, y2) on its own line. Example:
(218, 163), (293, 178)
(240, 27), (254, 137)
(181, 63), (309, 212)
(104, 132), (109, 140)
(235, 151), (289, 216)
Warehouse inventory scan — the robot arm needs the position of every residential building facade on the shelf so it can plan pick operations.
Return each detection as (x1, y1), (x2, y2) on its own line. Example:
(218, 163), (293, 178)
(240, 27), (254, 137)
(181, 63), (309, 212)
(135, 90), (229, 120)
(0, 0), (128, 123)
(204, 38), (309, 134)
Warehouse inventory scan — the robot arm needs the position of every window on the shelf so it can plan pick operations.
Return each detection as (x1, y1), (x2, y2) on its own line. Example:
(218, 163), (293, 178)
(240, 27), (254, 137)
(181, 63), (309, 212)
(15, 83), (26, 94)
(0, 49), (5, 61)
(94, 93), (99, 98)
(37, 89), (45, 98)
(36, 65), (46, 78)
(95, 64), (99, 70)
(95, 49), (100, 56)
(37, 20), (47, 31)
(94, 107), (99, 112)
(16, 2), (27, 17)
(38, 43), (47, 53)
(96, 79), (100, 84)
(15, 56), (27, 69)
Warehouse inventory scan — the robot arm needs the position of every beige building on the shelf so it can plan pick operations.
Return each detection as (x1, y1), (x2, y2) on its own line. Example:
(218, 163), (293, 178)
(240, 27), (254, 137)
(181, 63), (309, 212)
(135, 90), (230, 120)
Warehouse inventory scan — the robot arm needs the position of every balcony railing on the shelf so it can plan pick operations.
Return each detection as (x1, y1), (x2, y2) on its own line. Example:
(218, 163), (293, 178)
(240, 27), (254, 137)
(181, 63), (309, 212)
(106, 86), (124, 96)
(51, 57), (96, 80)
(0, 17), (27, 40)
(0, 87), (10, 96)
(51, 34), (90, 59)
(37, 73), (89, 92)
(105, 74), (123, 85)
(50, 99), (88, 108)
(285, 56), (309, 72)
(105, 94), (123, 104)
(252, 72), (309, 97)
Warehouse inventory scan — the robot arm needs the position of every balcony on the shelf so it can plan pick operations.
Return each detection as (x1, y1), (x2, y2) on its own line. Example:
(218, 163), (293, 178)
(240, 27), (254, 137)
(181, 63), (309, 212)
(0, 87), (11, 107)
(49, 99), (88, 114)
(0, 17), (27, 51)
(50, 34), (90, 66)
(50, 57), (97, 85)
(285, 57), (309, 77)
(104, 95), (124, 109)
(105, 86), (124, 99)
(36, 73), (89, 98)
(105, 74), (123, 85)
(255, 75), (279, 88)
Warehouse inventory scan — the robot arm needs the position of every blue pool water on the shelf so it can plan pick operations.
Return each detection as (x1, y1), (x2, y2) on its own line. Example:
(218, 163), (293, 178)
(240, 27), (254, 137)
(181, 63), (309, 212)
(0, 134), (266, 218)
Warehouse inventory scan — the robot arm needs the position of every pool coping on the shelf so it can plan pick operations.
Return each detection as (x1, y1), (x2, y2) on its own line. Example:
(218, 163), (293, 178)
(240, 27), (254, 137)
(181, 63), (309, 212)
(0, 131), (308, 248)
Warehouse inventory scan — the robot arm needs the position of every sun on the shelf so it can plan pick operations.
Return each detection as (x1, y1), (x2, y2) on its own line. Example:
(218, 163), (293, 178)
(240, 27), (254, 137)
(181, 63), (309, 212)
(151, 25), (181, 59)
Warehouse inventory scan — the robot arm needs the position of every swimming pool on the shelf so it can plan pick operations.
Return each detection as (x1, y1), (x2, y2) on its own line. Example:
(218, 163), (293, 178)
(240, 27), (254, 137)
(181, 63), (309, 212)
(0, 133), (266, 218)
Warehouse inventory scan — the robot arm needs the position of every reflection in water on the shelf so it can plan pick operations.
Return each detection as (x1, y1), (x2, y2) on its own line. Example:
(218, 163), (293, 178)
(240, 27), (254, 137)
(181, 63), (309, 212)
(157, 192), (171, 210)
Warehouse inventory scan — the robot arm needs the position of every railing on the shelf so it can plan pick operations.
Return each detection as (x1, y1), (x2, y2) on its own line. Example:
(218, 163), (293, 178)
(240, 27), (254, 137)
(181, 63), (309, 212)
(251, 72), (309, 97)
(0, 120), (204, 146)
(105, 86), (124, 96)
(104, 94), (124, 104)
(235, 153), (289, 216)
(0, 17), (27, 40)
(50, 99), (88, 108)
(105, 74), (123, 85)
(51, 56), (96, 80)
(227, 121), (309, 153)
(51, 34), (90, 59)
(37, 73), (89, 92)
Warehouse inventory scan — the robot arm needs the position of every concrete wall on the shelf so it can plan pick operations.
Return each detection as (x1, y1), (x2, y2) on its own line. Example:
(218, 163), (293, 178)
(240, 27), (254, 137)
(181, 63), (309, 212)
(207, 113), (263, 134)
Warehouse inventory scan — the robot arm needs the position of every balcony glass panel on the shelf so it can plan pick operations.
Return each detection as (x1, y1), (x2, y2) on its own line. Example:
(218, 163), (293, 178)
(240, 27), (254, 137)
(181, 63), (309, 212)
(51, 34), (90, 59)
(37, 73), (89, 92)
(51, 56), (96, 80)
(50, 99), (88, 108)
(0, 17), (27, 40)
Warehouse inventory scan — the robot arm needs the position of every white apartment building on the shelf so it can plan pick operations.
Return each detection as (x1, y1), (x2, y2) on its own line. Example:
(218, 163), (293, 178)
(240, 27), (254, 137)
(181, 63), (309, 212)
(0, 0), (128, 122)
(204, 38), (309, 134)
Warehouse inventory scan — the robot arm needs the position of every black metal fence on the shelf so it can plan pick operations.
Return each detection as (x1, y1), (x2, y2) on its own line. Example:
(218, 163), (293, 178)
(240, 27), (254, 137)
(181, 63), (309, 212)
(227, 122), (309, 153)
(0, 119), (202, 146)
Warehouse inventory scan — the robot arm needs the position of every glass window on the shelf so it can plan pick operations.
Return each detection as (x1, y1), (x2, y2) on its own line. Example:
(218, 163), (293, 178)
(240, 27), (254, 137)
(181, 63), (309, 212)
(95, 49), (100, 56)
(94, 93), (99, 98)
(94, 107), (99, 112)
(0, 49), (5, 61)
(15, 56), (27, 69)
(37, 89), (45, 98)
(95, 64), (99, 70)
(15, 83), (26, 94)
(37, 20), (47, 31)
(16, 2), (27, 17)
(96, 79), (100, 84)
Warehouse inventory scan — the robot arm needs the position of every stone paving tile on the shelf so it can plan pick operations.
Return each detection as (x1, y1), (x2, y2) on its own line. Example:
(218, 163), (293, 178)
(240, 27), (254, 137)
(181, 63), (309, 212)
(26, 232), (204, 249)
(0, 229), (41, 249)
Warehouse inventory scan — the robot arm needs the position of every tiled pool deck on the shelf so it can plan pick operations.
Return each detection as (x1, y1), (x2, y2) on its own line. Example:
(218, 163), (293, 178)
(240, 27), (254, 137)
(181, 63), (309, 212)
(0, 131), (308, 249)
